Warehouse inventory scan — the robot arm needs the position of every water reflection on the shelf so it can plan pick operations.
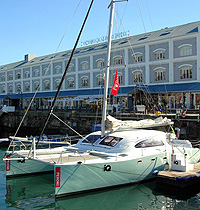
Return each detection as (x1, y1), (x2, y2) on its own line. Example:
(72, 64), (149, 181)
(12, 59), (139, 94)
(6, 173), (55, 209)
(6, 173), (174, 210)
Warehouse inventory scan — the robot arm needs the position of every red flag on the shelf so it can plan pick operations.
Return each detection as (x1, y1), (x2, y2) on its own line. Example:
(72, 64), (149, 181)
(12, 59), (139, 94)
(111, 69), (119, 95)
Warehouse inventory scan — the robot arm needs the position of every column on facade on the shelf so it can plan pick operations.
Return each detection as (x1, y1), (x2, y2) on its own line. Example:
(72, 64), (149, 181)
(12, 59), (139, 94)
(124, 47), (129, 86)
(169, 39), (173, 84)
(90, 54), (93, 89)
(145, 44), (150, 84)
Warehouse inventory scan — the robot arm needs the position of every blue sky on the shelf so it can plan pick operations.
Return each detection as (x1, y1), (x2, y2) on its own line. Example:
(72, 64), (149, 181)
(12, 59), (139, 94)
(0, 0), (200, 66)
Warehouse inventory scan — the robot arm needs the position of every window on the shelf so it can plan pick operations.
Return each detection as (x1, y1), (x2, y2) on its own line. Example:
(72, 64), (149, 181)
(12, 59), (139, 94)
(154, 49), (166, 60)
(160, 30), (173, 36)
(138, 34), (151, 41)
(8, 74), (13, 80)
(96, 59), (105, 68)
(132, 52), (143, 63)
(113, 56), (123, 66)
(25, 71), (30, 78)
(96, 74), (104, 86)
(69, 64), (75, 72)
(132, 70), (143, 83)
(44, 80), (50, 90)
(16, 84), (21, 92)
(1, 85), (5, 93)
(82, 135), (101, 144)
(55, 65), (62, 74)
(81, 76), (89, 87)
(25, 82), (30, 92)
(81, 61), (89, 70)
(16, 72), (21, 79)
(34, 81), (40, 90)
(135, 139), (164, 148)
(34, 69), (40, 77)
(55, 79), (61, 89)
(9, 84), (13, 93)
(179, 64), (192, 80)
(1, 75), (5, 81)
(67, 78), (74, 88)
(118, 73), (123, 85)
(154, 68), (165, 81)
(179, 44), (192, 56)
(99, 136), (122, 147)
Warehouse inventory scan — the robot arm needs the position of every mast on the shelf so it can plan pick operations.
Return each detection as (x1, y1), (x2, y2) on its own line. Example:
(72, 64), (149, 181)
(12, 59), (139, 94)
(101, 1), (115, 137)
(101, 0), (128, 137)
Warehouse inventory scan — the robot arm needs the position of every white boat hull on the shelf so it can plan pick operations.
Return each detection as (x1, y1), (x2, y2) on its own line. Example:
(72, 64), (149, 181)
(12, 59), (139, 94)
(54, 152), (166, 197)
(6, 156), (54, 177)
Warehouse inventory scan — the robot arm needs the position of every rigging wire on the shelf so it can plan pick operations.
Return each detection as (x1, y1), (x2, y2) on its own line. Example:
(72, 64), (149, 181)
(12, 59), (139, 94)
(38, 0), (95, 145)
(7, 0), (83, 152)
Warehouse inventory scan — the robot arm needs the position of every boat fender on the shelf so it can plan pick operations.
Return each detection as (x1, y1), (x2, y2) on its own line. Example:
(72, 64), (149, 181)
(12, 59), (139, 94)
(103, 165), (111, 172)
(174, 160), (178, 165)
(164, 162), (169, 170)
(153, 170), (158, 175)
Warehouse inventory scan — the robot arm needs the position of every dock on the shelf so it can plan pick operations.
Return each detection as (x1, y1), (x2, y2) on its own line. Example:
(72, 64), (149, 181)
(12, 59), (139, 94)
(156, 162), (200, 190)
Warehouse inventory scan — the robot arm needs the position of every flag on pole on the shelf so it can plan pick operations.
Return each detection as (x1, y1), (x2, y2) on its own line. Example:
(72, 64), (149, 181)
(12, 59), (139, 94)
(111, 68), (119, 95)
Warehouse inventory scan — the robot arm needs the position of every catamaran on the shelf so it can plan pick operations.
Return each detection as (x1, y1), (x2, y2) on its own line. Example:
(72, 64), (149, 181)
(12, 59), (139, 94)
(4, 0), (200, 199)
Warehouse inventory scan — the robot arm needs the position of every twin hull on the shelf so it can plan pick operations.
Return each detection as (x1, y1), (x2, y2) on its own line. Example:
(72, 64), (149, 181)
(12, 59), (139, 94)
(54, 152), (166, 197)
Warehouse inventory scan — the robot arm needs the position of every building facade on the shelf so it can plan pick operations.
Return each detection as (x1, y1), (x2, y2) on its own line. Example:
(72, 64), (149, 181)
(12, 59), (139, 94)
(1, 21), (200, 111)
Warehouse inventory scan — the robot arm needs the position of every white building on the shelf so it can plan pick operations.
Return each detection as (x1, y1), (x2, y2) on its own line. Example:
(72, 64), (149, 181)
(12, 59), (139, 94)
(1, 21), (200, 111)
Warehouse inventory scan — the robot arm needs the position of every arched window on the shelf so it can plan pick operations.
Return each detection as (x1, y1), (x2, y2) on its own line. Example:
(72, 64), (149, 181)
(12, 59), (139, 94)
(113, 56), (123, 66)
(81, 61), (89, 70)
(16, 83), (21, 92)
(96, 59), (105, 68)
(81, 76), (89, 87)
(179, 64), (192, 79)
(25, 71), (30, 78)
(69, 64), (75, 72)
(44, 80), (50, 90)
(34, 69), (40, 77)
(55, 65), (62, 74)
(132, 52), (143, 63)
(9, 84), (13, 93)
(1, 75), (5, 81)
(8, 74), (13, 80)
(154, 67), (165, 81)
(34, 81), (40, 90)
(132, 70), (143, 83)
(16, 72), (21, 79)
(25, 82), (30, 92)
(96, 74), (104, 86)
(67, 78), (74, 88)
(178, 44), (192, 56)
(153, 48), (166, 60)
(55, 79), (61, 89)
(1, 85), (5, 93)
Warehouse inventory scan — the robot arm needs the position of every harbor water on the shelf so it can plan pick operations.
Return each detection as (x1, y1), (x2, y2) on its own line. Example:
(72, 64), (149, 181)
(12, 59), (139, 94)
(1, 148), (200, 209)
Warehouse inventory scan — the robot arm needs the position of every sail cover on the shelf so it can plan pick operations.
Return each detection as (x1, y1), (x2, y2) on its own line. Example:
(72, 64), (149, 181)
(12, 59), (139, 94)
(106, 115), (173, 131)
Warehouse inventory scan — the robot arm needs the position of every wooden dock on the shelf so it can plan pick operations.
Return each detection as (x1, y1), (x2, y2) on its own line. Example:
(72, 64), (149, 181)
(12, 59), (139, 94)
(156, 162), (200, 189)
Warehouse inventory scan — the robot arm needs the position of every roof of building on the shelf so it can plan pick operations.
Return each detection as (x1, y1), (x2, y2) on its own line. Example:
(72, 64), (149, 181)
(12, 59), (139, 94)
(0, 21), (199, 71)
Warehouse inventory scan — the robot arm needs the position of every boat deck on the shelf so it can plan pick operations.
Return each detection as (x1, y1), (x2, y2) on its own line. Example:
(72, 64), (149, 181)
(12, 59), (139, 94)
(36, 153), (100, 164)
